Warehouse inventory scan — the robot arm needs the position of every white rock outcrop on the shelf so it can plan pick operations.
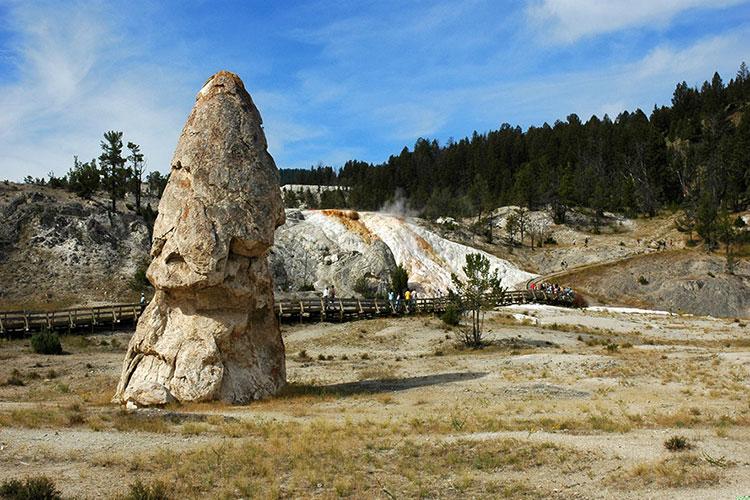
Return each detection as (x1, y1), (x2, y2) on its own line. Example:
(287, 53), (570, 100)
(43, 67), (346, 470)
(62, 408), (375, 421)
(113, 71), (286, 405)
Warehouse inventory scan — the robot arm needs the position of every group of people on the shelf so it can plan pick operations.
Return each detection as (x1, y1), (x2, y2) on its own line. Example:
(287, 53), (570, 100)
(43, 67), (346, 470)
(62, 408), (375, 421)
(319, 284), (421, 313)
(529, 281), (575, 299)
(387, 289), (419, 313)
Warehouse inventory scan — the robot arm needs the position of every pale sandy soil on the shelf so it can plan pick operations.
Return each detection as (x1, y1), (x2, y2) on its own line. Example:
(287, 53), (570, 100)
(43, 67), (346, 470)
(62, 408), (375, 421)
(0, 307), (749, 498)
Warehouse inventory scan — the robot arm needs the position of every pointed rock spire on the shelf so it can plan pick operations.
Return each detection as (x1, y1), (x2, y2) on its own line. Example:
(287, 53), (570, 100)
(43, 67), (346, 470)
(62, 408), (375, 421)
(113, 71), (286, 405)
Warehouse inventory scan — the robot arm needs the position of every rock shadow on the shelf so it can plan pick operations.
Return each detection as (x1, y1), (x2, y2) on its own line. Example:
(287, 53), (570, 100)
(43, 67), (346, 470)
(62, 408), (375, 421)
(282, 371), (488, 398)
(493, 338), (558, 349)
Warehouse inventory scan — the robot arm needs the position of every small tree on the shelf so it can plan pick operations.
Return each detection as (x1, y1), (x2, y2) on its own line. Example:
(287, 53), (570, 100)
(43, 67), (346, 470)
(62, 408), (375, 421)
(99, 130), (129, 213)
(451, 253), (504, 347)
(390, 264), (409, 295)
(717, 209), (738, 274)
(514, 207), (529, 245)
(505, 212), (519, 246)
(146, 171), (168, 198)
(68, 157), (101, 199)
(127, 142), (145, 214)
(675, 203), (697, 244)
(283, 189), (300, 208)
(695, 191), (719, 250)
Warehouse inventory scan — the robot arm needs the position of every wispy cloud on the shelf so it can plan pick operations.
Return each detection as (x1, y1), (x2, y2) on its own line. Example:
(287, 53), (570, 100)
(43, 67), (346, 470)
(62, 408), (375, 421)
(0, 1), (747, 180)
(0, 1), (193, 180)
(526, 0), (747, 43)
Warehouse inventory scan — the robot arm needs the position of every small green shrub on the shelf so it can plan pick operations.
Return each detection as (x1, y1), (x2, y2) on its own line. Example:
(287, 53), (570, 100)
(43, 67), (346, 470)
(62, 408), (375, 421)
(664, 435), (692, 452)
(638, 275), (649, 285)
(298, 283), (315, 292)
(441, 304), (462, 326)
(30, 329), (63, 355)
(125, 479), (171, 500)
(0, 475), (62, 500)
(129, 258), (151, 292)
(353, 275), (375, 298)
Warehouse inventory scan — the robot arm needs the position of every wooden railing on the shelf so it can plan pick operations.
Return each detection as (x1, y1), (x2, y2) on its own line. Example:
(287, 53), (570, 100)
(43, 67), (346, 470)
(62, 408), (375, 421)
(0, 290), (575, 335)
(0, 303), (143, 336)
(274, 290), (574, 322)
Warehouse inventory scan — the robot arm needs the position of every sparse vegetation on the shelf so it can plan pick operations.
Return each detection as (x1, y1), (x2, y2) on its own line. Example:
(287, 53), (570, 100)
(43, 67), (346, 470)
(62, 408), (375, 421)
(125, 479), (171, 500)
(30, 328), (63, 355)
(0, 305), (748, 497)
(3, 369), (25, 387)
(0, 476), (61, 500)
(614, 454), (720, 488)
(664, 435), (692, 452)
(130, 258), (151, 292)
(440, 303), (462, 326)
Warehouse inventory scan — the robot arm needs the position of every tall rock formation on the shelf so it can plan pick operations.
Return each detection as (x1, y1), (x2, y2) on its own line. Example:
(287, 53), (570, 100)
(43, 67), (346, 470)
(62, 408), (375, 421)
(113, 71), (286, 406)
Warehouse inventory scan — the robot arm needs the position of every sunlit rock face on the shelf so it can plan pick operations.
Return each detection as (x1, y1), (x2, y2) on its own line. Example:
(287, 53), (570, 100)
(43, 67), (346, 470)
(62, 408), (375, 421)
(113, 70), (286, 406)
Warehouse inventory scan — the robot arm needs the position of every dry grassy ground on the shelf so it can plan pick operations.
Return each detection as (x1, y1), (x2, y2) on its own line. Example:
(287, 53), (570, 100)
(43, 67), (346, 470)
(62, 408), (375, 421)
(1, 307), (749, 499)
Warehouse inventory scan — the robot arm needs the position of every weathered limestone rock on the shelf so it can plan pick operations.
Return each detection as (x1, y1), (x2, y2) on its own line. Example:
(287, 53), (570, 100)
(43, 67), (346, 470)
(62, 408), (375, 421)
(113, 71), (286, 405)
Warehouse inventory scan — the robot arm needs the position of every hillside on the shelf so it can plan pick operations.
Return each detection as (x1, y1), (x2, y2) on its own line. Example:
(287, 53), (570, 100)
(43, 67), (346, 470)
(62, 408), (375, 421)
(553, 250), (750, 317)
(425, 206), (750, 318)
(0, 182), (151, 309)
(1, 182), (748, 318)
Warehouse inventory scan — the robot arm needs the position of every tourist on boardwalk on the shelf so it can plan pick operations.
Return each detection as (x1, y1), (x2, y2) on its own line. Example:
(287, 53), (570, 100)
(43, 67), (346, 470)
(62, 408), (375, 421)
(140, 292), (146, 312)
(404, 290), (411, 313)
(388, 290), (396, 311)
(323, 286), (330, 307)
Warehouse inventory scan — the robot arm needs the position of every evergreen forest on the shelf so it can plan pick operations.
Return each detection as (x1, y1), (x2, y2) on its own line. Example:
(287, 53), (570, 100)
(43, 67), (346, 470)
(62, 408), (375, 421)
(281, 64), (750, 235)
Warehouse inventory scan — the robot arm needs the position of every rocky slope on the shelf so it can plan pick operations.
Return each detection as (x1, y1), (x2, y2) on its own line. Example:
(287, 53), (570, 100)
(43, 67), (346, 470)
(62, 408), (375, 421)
(557, 250), (750, 318)
(0, 182), (151, 309)
(1, 183), (747, 318)
(270, 209), (535, 296)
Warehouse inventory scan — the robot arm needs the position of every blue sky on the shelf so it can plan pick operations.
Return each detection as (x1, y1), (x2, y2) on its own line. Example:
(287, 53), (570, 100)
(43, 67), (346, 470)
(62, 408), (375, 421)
(0, 0), (749, 181)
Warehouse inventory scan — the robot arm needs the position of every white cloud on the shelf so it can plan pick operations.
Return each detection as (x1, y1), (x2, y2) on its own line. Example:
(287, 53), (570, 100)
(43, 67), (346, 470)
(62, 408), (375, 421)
(480, 29), (750, 124)
(526, 0), (747, 43)
(0, 2), (193, 181)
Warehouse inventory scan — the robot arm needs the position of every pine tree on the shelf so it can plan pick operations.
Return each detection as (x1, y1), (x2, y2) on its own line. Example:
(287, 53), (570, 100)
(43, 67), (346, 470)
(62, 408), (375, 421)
(99, 131), (129, 213)
(127, 142), (145, 214)
(68, 156), (100, 199)
(451, 253), (504, 347)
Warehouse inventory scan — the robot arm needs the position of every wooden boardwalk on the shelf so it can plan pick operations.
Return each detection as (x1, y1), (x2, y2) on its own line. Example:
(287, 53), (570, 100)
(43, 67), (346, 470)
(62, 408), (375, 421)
(0, 290), (574, 336)
(0, 303), (143, 336)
